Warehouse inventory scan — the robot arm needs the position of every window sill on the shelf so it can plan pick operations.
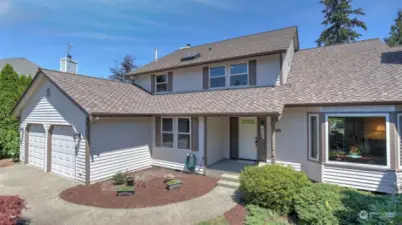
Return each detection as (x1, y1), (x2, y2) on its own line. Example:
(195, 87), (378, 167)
(324, 161), (391, 171)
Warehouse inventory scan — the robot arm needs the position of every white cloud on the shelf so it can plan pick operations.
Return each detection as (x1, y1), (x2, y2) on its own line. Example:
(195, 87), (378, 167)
(188, 0), (238, 11)
(0, 0), (11, 15)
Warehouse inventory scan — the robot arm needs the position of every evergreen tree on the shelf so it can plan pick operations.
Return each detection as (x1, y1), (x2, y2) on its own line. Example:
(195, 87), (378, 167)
(0, 64), (32, 159)
(384, 10), (402, 46)
(316, 0), (367, 47)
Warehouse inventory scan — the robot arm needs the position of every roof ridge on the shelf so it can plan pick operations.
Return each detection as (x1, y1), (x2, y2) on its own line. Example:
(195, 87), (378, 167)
(41, 68), (134, 85)
(297, 38), (382, 52)
(178, 26), (297, 50)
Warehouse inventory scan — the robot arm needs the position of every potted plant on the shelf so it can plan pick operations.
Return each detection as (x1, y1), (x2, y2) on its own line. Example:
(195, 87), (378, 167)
(112, 172), (127, 185)
(347, 146), (362, 158)
(163, 174), (175, 183)
(166, 179), (182, 190)
(329, 150), (346, 161)
(126, 176), (135, 186)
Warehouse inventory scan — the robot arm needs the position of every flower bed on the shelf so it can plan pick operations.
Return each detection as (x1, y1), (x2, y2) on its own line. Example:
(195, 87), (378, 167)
(60, 167), (219, 208)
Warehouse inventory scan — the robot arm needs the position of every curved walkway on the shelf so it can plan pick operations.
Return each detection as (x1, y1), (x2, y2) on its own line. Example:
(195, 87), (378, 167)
(0, 164), (238, 225)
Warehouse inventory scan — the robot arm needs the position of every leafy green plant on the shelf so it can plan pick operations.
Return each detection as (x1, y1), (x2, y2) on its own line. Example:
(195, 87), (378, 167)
(245, 205), (291, 225)
(294, 183), (344, 225)
(112, 172), (127, 185)
(166, 179), (182, 185)
(239, 165), (310, 215)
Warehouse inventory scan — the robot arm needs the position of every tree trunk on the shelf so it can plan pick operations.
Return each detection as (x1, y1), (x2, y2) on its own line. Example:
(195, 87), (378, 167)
(271, 116), (277, 164)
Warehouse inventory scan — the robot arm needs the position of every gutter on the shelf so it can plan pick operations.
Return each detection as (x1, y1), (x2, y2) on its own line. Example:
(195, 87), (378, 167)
(89, 112), (281, 117)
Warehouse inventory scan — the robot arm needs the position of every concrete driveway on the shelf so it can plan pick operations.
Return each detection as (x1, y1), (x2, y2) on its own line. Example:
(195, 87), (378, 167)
(0, 164), (238, 225)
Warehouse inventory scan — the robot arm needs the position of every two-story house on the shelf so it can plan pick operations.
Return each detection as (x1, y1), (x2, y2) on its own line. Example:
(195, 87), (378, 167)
(12, 26), (402, 194)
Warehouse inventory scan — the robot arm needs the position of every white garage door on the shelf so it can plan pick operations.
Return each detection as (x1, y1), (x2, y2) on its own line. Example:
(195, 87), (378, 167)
(51, 126), (76, 180)
(28, 125), (46, 169)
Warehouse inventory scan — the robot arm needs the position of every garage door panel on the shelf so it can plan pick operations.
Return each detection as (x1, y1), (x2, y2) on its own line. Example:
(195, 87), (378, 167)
(28, 125), (45, 169)
(51, 126), (76, 180)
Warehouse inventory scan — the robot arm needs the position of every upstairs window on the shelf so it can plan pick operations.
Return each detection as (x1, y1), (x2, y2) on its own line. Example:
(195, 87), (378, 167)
(209, 66), (226, 88)
(230, 63), (248, 86)
(156, 74), (168, 93)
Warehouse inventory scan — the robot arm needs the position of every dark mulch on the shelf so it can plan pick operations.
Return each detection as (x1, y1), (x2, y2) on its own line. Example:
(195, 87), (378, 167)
(0, 159), (16, 168)
(224, 203), (246, 225)
(60, 167), (219, 209)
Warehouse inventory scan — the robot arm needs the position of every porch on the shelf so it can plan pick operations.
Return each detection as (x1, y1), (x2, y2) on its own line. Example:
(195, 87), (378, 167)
(205, 159), (257, 178)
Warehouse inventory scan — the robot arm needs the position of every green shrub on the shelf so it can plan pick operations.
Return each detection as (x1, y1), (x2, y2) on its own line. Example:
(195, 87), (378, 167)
(239, 164), (310, 215)
(340, 190), (402, 224)
(112, 172), (127, 185)
(245, 205), (291, 225)
(294, 183), (344, 225)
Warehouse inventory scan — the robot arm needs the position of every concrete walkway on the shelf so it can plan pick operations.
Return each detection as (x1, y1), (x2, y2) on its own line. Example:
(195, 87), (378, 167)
(0, 164), (238, 225)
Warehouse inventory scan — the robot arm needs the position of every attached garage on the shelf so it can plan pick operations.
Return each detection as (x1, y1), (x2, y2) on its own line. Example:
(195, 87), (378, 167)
(50, 126), (77, 180)
(27, 124), (46, 170)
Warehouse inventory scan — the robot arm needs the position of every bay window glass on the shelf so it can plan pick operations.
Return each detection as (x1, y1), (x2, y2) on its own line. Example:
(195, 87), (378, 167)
(328, 116), (387, 166)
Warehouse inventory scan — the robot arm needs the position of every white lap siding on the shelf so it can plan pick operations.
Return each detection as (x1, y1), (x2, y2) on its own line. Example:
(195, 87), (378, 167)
(323, 165), (397, 194)
(90, 118), (152, 183)
(19, 77), (87, 183)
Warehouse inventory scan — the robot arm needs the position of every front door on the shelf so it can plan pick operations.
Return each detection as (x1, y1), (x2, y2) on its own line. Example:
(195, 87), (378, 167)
(239, 117), (258, 160)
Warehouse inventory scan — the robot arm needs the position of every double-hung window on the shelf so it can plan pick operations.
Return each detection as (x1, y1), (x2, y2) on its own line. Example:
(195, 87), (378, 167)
(209, 66), (226, 88)
(230, 63), (248, 86)
(162, 118), (174, 148)
(308, 114), (319, 161)
(156, 74), (168, 93)
(161, 117), (191, 150)
(177, 118), (191, 149)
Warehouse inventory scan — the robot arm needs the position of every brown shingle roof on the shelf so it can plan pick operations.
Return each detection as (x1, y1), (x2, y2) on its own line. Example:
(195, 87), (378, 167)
(285, 39), (402, 105)
(39, 69), (285, 116)
(130, 26), (297, 75)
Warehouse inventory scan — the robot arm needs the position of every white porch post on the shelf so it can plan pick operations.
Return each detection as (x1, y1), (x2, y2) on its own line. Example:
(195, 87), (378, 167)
(271, 116), (277, 164)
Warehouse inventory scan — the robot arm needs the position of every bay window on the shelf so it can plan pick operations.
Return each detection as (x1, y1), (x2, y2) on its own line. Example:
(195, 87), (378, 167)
(308, 114), (319, 161)
(161, 117), (191, 149)
(327, 114), (389, 166)
(230, 63), (248, 86)
(209, 66), (226, 88)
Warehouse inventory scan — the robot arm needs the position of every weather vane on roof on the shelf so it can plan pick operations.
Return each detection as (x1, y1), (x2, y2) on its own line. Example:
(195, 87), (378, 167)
(67, 43), (73, 58)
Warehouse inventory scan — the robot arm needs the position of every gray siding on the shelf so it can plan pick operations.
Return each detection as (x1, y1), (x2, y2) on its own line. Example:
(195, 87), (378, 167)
(397, 171), (402, 193)
(323, 165), (397, 194)
(90, 118), (152, 183)
(19, 77), (87, 183)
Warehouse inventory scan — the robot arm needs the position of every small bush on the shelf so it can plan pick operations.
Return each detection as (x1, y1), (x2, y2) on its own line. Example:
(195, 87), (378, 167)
(0, 196), (26, 225)
(239, 164), (310, 215)
(245, 205), (290, 225)
(112, 172), (127, 185)
(294, 183), (344, 225)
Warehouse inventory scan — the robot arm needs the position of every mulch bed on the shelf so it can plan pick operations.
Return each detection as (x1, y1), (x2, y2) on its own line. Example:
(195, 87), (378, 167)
(0, 159), (16, 168)
(224, 203), (246, 225)
(60, 167), (219, 209)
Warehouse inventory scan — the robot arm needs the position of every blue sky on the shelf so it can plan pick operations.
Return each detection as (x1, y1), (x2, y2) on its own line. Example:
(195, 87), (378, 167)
(0, 0), (400, 78)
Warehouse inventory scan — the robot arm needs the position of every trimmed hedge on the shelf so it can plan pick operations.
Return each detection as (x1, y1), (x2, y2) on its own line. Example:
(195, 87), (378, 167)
(239, 164), (310, 215)
(294, 183), (344, 225)
(294, 183), (402, 224)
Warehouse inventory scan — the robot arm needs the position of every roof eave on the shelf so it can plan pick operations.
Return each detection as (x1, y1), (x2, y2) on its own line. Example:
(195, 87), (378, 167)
(90, 111), (281, 117)
(126, 49), (287, 77)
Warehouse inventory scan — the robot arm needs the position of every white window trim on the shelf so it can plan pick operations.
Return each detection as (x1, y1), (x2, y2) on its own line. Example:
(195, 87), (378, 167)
(155, 74), (168, 93)
(161, 117), (174, 148)
(308, 114), (320, 161)
(177, 117), (191, 150)
(160, 117), (191, 150)
(325, 113), (391, 169)
(209, 65), (226, 89)
(229, 62), (249, 87)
